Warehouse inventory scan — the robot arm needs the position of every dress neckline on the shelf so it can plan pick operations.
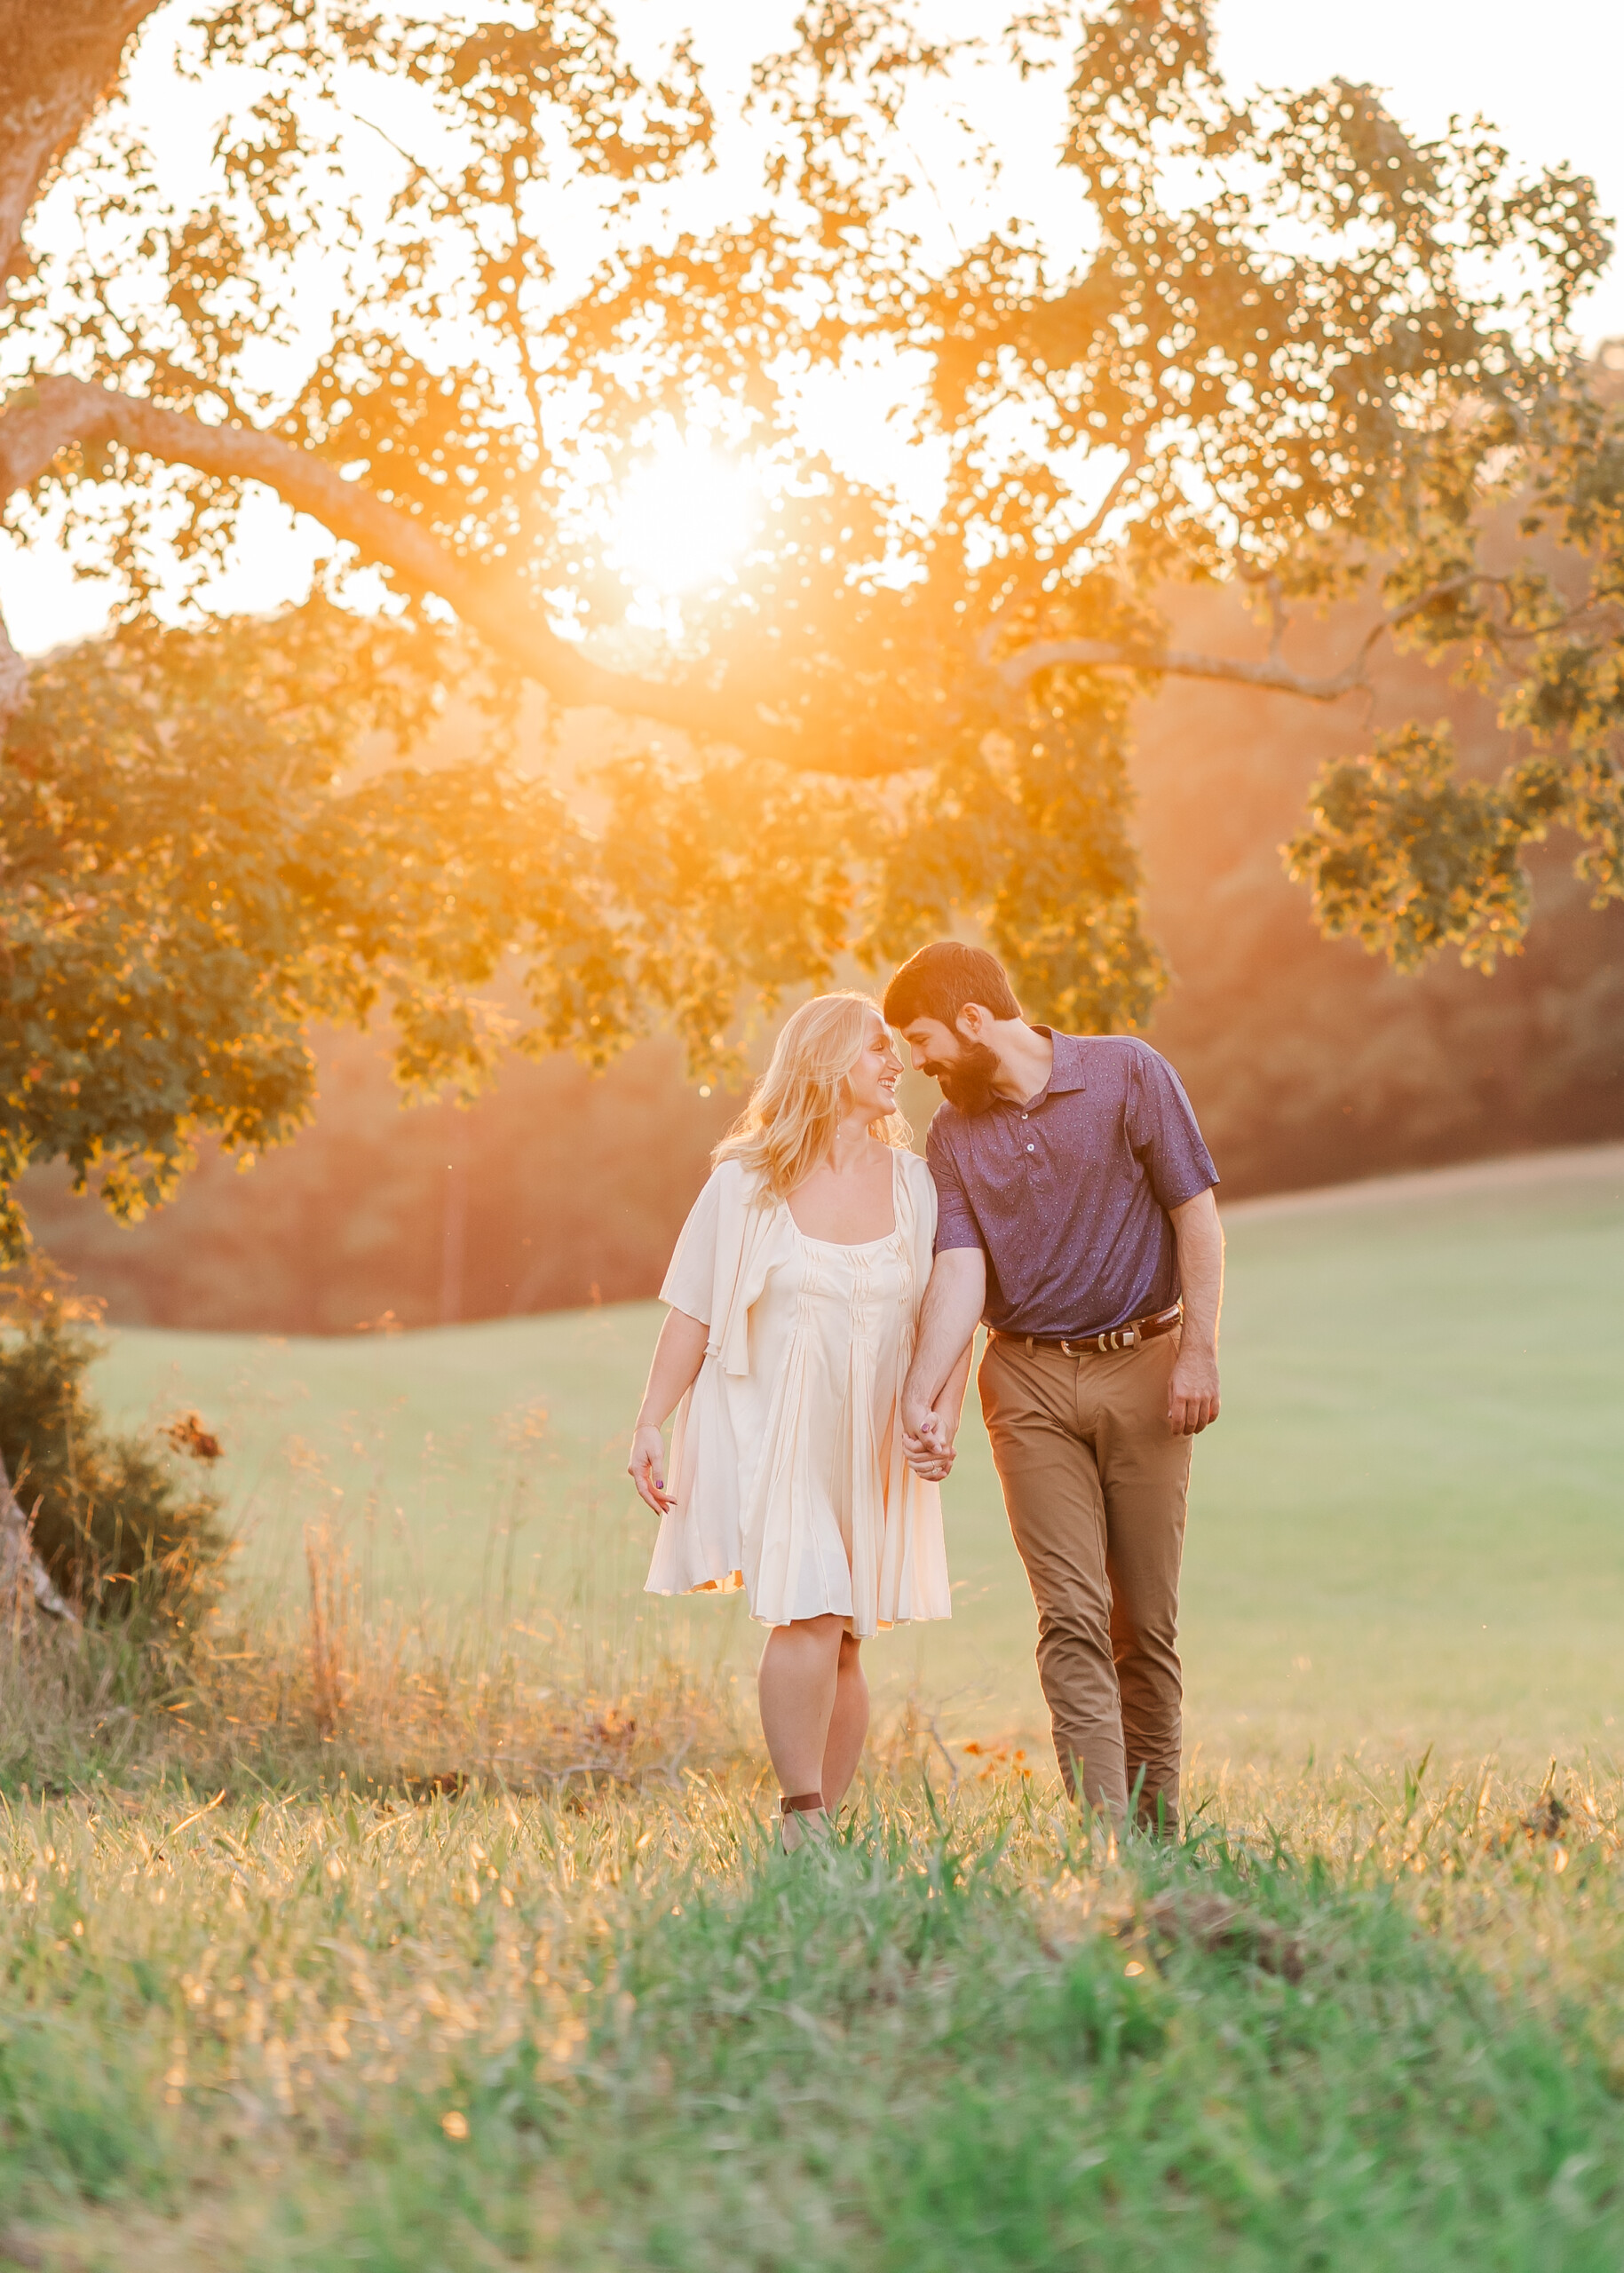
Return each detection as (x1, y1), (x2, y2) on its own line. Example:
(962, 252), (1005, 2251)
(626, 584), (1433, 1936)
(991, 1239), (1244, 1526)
(785, 1149), (901, 1248)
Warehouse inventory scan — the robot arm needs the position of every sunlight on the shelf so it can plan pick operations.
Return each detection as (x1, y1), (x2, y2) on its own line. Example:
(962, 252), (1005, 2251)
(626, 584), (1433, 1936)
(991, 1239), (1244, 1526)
(607, 438), (757, 597)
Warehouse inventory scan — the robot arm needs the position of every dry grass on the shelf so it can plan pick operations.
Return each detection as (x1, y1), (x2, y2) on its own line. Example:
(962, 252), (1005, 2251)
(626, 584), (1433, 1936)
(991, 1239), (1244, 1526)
(0, 1746), (1620, 2270)
(0, 1528), (752, 1806)
(3, 1506), (1623, 2268)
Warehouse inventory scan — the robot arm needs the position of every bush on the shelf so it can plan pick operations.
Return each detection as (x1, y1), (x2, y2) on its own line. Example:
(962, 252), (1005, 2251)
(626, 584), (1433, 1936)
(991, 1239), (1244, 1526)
(0, 1290), (227, 1630)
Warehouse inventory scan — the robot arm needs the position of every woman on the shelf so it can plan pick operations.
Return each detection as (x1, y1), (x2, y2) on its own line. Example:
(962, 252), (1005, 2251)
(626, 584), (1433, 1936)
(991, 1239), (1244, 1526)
(628, 994), (969, 1847)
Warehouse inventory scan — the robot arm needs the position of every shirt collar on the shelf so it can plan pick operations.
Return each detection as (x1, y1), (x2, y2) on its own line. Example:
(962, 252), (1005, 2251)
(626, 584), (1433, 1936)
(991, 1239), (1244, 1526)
(1027, 1027), (1088, 1099)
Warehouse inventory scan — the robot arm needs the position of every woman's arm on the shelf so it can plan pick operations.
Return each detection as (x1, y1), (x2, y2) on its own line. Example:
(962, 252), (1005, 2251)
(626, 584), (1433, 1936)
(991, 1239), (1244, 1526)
(628, 1307), (709, 1514)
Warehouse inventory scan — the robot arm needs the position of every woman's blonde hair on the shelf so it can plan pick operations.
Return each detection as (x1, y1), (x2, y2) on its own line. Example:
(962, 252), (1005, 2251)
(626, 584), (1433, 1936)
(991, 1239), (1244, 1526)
(715, 992), (910, 1200)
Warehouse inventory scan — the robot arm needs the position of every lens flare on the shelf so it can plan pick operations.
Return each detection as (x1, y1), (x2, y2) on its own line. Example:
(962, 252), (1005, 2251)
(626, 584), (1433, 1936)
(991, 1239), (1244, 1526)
(607, 440), (755, 596)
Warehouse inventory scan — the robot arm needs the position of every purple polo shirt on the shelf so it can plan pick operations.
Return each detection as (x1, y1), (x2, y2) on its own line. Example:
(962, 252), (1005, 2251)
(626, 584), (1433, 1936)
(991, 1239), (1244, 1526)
(925, 1031), (1218, 1339)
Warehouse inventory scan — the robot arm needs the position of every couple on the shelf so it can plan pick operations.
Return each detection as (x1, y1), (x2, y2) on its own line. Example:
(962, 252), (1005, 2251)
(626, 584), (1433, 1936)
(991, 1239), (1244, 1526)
(627, 942), (1224, 1847)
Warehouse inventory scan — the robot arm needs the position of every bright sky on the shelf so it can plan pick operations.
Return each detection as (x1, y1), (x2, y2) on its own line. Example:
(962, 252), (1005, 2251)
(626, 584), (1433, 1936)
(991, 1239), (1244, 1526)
(1214, 0), (1624, 345)
(3, 0), (1620, 655)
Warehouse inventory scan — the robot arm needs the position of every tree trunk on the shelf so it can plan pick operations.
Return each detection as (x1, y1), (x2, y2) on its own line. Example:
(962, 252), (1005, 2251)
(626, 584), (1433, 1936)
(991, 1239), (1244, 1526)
(0, 1448), (77, 1622)
(0, 0), (158, 286)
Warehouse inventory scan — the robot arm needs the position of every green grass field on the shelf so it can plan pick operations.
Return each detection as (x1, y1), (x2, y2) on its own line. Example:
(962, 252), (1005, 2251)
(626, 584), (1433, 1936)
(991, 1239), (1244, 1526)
(88, 1144), (1624, 1773)
(3, 1762), (1623, 2271)
(4, 1146), (1622, 2270)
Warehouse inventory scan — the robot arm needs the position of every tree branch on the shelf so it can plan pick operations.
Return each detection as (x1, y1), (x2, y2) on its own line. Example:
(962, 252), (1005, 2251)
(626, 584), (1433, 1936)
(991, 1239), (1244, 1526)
(0, 376), (1506, 768)
(1054, 443), (1145, 569)
(0, 376), (812, 760)
(0, 598), (27, 727)
(997, 578), (1478, 705)
(997, 636), (1375, 703)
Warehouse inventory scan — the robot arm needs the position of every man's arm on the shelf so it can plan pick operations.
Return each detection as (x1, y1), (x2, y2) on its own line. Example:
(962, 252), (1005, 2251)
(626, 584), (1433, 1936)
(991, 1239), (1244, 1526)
(906, 1329), (977, 1479)
(901, 1247), (986, 1447)
(1168, 1187), (1223, 1436)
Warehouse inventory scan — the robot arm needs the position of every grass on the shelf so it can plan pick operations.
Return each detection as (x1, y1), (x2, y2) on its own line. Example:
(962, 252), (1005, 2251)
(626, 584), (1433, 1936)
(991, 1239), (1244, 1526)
(1, 1759), (1622, 2270)
(4, 1149), (1624, 2266)
(85, 1145), (1624, 1768)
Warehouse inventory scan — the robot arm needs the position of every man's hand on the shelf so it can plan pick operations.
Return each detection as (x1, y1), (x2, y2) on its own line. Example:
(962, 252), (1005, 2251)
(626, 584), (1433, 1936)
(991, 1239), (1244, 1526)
(1168, 1340), (1220, 1436)
(1167, 1188), (1224, 1437)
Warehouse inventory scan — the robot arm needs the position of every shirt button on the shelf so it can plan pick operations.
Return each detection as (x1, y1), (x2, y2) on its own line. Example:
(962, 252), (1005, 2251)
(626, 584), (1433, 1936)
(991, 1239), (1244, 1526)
(1026, 1143), (1034, 1153)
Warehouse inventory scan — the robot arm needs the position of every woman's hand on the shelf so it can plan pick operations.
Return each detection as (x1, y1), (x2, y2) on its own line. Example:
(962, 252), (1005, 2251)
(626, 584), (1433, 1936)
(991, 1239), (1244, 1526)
(902, 1411), (957, 1482)
(628, 1422), (676, 1515)
(628, 1309), (707, 1517)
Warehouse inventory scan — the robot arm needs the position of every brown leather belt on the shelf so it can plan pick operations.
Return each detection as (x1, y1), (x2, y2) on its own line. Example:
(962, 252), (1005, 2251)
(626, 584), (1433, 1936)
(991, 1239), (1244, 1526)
(992, 1303), (1183, 1358)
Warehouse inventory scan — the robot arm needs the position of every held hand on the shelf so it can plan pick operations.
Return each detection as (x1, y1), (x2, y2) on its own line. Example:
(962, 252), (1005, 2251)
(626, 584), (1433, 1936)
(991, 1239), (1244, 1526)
(1168, 1342), (1221, 1437)
(900, 1386), (938, 1445)
(628, 1422), (676, 1514)
(902, 1410), (957, 1481)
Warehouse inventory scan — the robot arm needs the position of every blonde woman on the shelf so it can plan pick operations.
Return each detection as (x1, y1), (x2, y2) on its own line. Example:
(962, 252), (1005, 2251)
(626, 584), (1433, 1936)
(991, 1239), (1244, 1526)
(629, 994), (967, 1847)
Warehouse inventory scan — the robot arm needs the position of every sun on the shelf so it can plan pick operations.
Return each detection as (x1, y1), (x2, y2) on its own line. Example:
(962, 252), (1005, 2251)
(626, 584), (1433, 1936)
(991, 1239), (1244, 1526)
(607, 437), (756, 597)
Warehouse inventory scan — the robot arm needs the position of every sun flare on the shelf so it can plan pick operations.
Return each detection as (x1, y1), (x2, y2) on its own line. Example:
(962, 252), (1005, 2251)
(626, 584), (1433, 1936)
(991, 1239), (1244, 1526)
(607, 440), (756, 597)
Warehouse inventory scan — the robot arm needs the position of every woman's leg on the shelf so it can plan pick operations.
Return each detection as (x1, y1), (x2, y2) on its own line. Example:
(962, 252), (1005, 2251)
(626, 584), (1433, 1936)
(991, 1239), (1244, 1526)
(820, 1632), (869, 1811)
(757, 1614), (846, 1799)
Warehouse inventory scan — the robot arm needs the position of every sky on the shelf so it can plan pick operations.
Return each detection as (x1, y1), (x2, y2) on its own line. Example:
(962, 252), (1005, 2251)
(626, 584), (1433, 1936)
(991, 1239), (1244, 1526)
(2, 0), (1620, 655)
(1213, 0), (1624, 345)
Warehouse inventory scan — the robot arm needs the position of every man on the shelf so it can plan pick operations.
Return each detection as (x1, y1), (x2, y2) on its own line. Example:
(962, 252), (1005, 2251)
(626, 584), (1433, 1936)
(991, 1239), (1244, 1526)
(885, 941), (1223, 1835)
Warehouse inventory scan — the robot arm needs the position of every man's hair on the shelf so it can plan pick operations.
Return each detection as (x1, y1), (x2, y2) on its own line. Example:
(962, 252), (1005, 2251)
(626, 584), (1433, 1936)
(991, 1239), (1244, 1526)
(882, 942), (1021, 1032)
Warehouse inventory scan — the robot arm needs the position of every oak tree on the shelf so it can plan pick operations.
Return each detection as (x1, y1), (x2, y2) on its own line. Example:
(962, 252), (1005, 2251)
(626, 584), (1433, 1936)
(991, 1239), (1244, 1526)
(0, 0), (1618, 1250)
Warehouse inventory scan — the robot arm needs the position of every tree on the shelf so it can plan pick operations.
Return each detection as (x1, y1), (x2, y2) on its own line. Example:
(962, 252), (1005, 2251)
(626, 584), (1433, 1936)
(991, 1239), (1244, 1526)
(0, 0), (1619, 1251)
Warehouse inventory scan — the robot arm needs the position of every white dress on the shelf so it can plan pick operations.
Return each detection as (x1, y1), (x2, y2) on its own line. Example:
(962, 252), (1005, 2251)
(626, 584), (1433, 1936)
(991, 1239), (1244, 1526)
(645, 1150), (953, 1638)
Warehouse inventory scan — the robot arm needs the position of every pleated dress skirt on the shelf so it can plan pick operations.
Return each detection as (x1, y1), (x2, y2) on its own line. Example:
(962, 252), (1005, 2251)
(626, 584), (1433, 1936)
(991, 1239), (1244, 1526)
(646, 1196), (953, 1639)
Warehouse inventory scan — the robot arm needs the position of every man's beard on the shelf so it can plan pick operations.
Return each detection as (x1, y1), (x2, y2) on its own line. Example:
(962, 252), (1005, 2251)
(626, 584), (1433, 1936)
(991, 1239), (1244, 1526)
(923, 1040), (1003, 1115)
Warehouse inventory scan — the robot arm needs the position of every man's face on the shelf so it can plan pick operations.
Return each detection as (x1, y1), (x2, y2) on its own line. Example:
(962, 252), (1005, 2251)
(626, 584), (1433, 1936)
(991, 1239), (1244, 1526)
(899, 1017), (962, 1075)
(899, 1015), (1003, 1114)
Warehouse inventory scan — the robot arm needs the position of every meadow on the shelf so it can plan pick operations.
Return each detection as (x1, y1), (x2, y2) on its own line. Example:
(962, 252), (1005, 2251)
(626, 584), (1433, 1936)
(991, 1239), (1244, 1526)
(2, 1147), (1622, 2269)
(88, 1144), (1624, 1768)
(1, 1759), (1622, 2270)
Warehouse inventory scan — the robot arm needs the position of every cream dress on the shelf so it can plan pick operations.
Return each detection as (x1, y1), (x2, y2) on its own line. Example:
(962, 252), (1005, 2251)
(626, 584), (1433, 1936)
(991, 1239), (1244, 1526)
(645, 1149), (953, 1637)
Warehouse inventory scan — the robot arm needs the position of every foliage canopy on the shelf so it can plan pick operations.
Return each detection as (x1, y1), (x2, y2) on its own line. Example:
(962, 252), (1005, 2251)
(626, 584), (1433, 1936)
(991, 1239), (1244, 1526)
(0, 0), (1620, 1244)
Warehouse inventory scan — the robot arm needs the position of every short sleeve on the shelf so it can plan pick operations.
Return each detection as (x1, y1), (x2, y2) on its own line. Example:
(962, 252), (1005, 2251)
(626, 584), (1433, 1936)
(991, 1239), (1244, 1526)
(925, 1115), (983, 1253)
(1125, 1045), (1218, 1213)
(902, 1148), (938, 1243)
(660, 1168), (725, 1322)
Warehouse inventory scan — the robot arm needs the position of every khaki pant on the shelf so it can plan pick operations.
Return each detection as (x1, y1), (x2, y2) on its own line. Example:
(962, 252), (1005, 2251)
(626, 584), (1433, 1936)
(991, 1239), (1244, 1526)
(978, 1329), (1192, 1832)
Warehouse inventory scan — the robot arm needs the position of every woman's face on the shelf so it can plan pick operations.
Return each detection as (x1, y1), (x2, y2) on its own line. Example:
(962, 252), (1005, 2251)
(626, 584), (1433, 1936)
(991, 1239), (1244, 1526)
(843, 1015), (904, 1121)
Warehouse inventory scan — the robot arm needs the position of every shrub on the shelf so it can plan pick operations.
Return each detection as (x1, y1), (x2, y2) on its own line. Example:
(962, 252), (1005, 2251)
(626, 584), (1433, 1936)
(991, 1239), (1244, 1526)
(0, 1287), (228, 1631)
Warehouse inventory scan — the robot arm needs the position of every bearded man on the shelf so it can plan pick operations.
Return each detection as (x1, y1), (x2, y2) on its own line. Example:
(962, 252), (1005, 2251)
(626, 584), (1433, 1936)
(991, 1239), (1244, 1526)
(885, 942), (1224, 1836)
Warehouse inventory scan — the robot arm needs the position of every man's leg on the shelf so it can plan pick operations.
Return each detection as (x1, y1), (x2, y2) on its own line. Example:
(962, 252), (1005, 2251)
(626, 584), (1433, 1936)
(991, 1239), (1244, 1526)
(978, 1337), (1126, 1820)
(1089, 1332), (1192, 1835)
